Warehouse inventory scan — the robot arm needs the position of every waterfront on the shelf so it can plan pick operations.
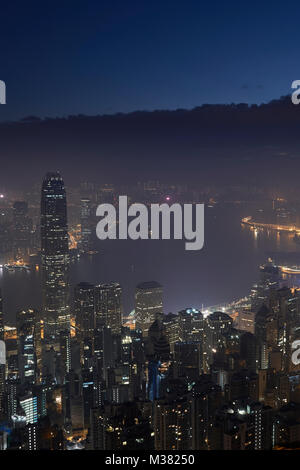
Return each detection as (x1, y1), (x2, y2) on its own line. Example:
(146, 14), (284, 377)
(1, 201), (300, 324)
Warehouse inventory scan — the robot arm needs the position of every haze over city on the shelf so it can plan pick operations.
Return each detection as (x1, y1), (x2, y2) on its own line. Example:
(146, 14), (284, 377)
(1, 0), (300, 455)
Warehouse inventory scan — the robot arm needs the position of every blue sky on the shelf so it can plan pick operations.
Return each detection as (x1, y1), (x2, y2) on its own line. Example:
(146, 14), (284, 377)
(0, 0), (298, 120)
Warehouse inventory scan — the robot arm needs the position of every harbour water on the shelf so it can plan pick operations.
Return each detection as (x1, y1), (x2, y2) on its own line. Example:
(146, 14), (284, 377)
(1, 201), (300, 325)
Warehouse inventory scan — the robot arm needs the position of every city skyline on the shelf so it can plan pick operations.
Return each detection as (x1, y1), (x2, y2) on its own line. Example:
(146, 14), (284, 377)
(1, 0), (300, 455)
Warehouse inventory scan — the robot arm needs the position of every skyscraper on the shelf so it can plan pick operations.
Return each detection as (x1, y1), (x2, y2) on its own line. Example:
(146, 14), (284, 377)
(75, 282), (95, 341)
(17, 308), (40, 385)
(135, 281), (163, 337)
(75, 282), (95, 365)
(94, 283), (122, 335)
(19, 393), (38, 425)
(41, 172), (70, 340)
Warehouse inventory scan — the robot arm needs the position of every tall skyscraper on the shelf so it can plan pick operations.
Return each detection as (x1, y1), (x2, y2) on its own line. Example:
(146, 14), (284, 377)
(17, 308), (40, 385)
(94, 283), (122, 335)
(135, 281), (163, 337)
(58, 330), (71, 381)
(19, 393), (38, 425)
(74, 282), (95, 361)
(41, 172), (70, 340)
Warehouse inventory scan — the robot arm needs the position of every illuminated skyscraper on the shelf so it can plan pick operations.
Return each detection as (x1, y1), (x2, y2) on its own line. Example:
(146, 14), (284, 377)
(75, 282), (95, 341)
(94, 283), (122, 335)
(17, 309), (40, 385)
(19, 393), (38, 425)
(41, 172), (70, 340)
(135, 281), (163, 337)
(75, 282), (95, 365)
(58, 330), (71, 380)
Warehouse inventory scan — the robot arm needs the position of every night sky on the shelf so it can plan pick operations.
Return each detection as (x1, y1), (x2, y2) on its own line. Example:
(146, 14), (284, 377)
(0, 0), (299, 121)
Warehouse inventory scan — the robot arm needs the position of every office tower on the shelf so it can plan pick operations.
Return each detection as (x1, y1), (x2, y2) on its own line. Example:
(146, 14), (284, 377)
(121, 329), (132, 365)
(64, 370), (84, 431)
(236, 309), (255, 334)
(0, 290), (4, 412)
(93, 328), (104, 377)
(94, 283), (122, 334)
(250, 262), (282, 312)
(130, 329), (146, 400)
(74, 283), (95, 370)
(32, 384), (48, 420)
(75, 282), (95, 342)
(6, 376), (18, 419)
(190, 377), (222, 450)
(135, 281), (163, 337)
(102, 327), (118, 384)
(57, 330), (71, 383)
(162, 313), (179, 352)
(254, 304), (270, 371)
(17, 309), (36, 385)
(17, 308), (41, 385)
(41, 171), (70, 340)
(206, 311), (233, 353)
(80, 198), (93, 253)
(178, 308), (204, 342)
(19, 393), (38, 424)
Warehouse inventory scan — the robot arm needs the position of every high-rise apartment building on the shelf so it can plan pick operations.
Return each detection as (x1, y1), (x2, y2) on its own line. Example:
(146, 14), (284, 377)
(94, 283), (122, 335)
(41, 172), (70, 340)
(75, 282), (95, 341)
(135, 281), (163, 337)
